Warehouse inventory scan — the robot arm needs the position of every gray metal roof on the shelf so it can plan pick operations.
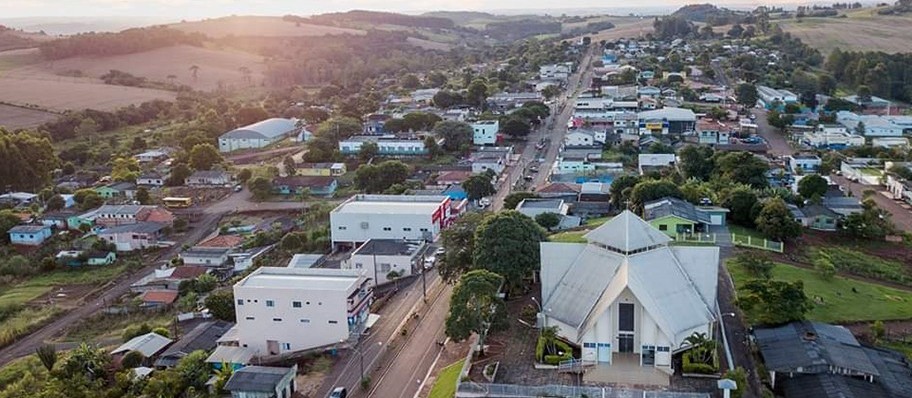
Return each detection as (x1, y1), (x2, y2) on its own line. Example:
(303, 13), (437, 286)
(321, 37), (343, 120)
(154, 321), (233, 368)
(353, 239), (423, 256)
(225, 366), (293, 392)
(584, 210), (671, 253)
(780, 373), (890, 398)
(221, 118), (297, 140)
(112, 332), (172, 357)
(643, 197), (711, 224)
(754, 322), (880, 376)
(8, 225), (50, 233)
(517, 199), (563, 211)
(100, 222), (165, 235)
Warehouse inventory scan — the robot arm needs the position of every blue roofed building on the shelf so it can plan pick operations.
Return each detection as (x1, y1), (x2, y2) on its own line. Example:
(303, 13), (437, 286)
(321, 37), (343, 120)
(8, 224), (52, 246)
(219, 118), (300, 153)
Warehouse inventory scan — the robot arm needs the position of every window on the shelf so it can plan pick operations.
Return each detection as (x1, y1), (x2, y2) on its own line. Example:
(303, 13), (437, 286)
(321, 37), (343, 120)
(281, 343), (291, 351)
(245, 316), (255, 320)
(658, 224), (667, 231)
(328, 320), (338, 324)
(403, 227), (412, 231)
(300, 319), (310, 323)
(583, 342), (596, 348)
(338, 226), (347, 230)
(419, 228), (428, 232)
(657, 346), (670, 352)
(292, 301), (302, 308)
(237, 299), (244, 305)
(382, 227), (392, 231)
(355, 263), (363, 269)
(273, 318), (282, 322)
(266, 300), (275, 307)
(379, 263), (391, 273)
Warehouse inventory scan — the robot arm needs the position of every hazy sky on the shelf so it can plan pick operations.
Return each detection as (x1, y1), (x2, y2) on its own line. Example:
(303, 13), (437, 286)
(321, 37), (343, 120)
(3, 0), (793, 18)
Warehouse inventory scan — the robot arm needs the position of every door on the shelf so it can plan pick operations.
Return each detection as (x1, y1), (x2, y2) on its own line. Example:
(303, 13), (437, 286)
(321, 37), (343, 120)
(642, 347), (655, 366)
(618, 303), (634, 332)
(618, 334), (634, 353)
(266, 340), (279, 355)
(597, 343), (611, 363)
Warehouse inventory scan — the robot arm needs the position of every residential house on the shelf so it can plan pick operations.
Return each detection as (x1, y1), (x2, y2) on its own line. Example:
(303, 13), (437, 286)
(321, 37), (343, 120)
(329, 194), (456, 250)
(697, 119), (732, 145)
(0, 192), (37, 207)
(286, 254), (326, 269)
(872, 137), (910, 148)
(540, 63), (572, 80)
(564, 129), (607, 147)
(840, 158), (883, 185)
(137, 172), (167, 187)
(802, 128), (865, 149)
(363, 113), (391, 134)
(140, 290), (179, 307)
(789, 204), (839, 231)
(233, 267), (373, 355)
(342, 239), (427, 287)
(788, 155), (822, 174)
(40, 210), (75, 229)
(154, 320), (234, 368)
(112, 332), (173, 365)
(206, 345), (255, 372)
(539, 211), (718, 373)
(515, 199), (581, 230)
(637, 107), (697, 135)
(638, 153), (677, 175)
(435, 170), (472, 186)
(536, 182), (581, 201)
(95, 182), (136, 200)
(8, 225), (52, 246)
(296, 163), (346, 177)
(134, 149), (172, 163)
(181, 247), (231, 268)
(197, 235), (245, 250)
(98, 222), (166, 252)
(224, 365), (297, 398)
(272, 176), (337, 197)
(94, 205), (173, 228)
(470, 148), (511, 175)
(472, 120), (500, 145)
(87, 251), (117, 266)
(219, 118), (300, 153)
(754, 321), (912, 398)
(131, 266), (209, 292)
(637, 86), (661, 99)
(229, 246), (275, 273)
(185, 170), (231, 187)
(643, 197), (712, 236)
(487, 92), (543, 111)
(842, 94), (892, 108)
(757, 85), (798, 109)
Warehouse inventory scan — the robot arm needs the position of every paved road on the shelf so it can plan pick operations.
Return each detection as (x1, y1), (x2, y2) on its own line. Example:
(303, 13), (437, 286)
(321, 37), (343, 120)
(750, 108), (793, 157)
(0, 211), (223, 366)
(314, 270), (444, 397)
(831, 175), (912, 232)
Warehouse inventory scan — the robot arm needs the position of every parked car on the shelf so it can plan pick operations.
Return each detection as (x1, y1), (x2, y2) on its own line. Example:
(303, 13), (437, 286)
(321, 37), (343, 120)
(435, 247), (445, 256)
(234, 184), (243, 192)
(329, 387), (347, 398)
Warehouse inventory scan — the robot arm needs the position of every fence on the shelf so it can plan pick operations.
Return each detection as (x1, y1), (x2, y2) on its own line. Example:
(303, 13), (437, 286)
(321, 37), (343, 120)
(456, 383), (710, 398)
(731, 233), (784, 253)
(673, 232), (716, 244)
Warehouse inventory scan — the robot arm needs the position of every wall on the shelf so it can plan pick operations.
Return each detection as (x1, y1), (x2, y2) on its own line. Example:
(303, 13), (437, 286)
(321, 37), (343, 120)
(330, 211), (439, 248)
(219, 137), (273, 153)
(344, 253), (417, 287)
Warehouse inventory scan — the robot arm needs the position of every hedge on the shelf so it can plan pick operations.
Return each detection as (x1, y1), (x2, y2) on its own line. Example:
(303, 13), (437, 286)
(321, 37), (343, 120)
(536, 336), (573, 364)
(682, 350), (718, 374)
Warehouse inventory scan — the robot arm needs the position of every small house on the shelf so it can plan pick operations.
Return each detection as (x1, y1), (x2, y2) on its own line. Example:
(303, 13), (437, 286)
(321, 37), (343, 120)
(271, 176), (337, 197)
(95, 182), (136, 199)
(790, 204), (838, 231)
(224, 365), (297, 398)
(8, 224), (52, 246)
(112, 332), (173, 366)
(137, 172), (167, 187)
(185, 170), (231, 187)
(98, 222), (165, 252)
(297, 162), (346, 177)
(435, 170), (472, 186)
(643, 197), (711, 235)
(180, 247), (231, 268)
(140, 290), (179, 307)
(87, 251), (117, 266)
(154, 321), (234, 368)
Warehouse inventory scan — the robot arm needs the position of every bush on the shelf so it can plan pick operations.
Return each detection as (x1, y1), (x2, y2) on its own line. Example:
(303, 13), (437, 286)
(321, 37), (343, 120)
(122, 323), (152, 342)
(682, 351), (718, 374)
(536, 336), (573, 364)
(152, 327), (170, 338)
(121, 350), (144, 368)
(722, 367), (748, 398)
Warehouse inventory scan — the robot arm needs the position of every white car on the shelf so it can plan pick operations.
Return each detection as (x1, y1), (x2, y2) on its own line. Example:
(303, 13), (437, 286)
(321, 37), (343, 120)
(424, 256), (436, 269)
(435, 248), (445, 256)
(479, 198), (492, 207)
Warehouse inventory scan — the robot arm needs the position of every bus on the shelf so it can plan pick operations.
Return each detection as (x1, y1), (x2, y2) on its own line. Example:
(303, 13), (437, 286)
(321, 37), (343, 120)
(163, 197), (193, 208)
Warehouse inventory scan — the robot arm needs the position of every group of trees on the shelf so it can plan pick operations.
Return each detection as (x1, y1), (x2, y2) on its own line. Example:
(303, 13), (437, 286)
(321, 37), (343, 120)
(826, 49), (912, 102)
(38, 26), (205, 60)
(0, 129), (59, 192)
(731, 254), (813, 325)
(441, 211), (547, 343)
(354, 160), (411, 193)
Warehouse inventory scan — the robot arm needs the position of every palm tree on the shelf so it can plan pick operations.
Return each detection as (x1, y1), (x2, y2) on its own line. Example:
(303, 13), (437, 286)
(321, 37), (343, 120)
(540, 325), (560, 358)
(189, 65), (200, 81)
(683, 331), (716, 365)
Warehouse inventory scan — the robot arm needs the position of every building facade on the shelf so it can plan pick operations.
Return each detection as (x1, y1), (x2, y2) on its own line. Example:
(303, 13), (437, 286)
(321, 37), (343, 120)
(342, 239), (427, 287)
(330, 195), (455, 249)
(472, 120), (500, 145)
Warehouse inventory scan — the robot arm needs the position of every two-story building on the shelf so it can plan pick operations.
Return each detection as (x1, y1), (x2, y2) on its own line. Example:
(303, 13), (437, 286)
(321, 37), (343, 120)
(564, 129), (607, 147)
(637, 108), (696, 135)
(233, 267), (373, 356)
(185, 170), (231, 187)
(342, 239), (427, 287)
(472, 120), (500, 146)
(97, 222), (166, 252)
(329, 195), (455, 250)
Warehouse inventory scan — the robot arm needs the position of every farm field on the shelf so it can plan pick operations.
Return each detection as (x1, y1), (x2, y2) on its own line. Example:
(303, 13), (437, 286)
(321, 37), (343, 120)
(565, 16), (653, 43)
(778, 9), (912, 54)
(7, 44), (267, 91)
(0, 104), (58, 129)
(169, 16), (365, 38)
(727, 260), (912, 323)
(0, 75), (175, 112)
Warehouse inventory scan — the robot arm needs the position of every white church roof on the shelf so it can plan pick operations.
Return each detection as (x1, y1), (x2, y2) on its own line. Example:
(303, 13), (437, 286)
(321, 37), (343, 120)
(542, 211), (718, 345)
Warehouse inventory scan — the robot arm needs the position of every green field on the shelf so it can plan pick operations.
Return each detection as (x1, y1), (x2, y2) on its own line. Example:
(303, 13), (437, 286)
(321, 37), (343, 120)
(778, 7), (912, 54)
(0, 264), (129, 308)
(0, 356), (44, 389)
(428, 361), (463, 398)
(549, 230), (587, 243)
(727, 261), (912, 323)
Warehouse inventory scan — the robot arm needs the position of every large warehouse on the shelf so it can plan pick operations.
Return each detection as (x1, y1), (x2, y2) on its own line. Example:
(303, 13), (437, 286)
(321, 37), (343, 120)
(218, 118), (299, 153)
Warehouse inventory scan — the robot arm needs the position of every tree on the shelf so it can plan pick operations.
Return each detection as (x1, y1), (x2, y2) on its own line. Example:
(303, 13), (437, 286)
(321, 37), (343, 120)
(813, 251), (836, 279)
(45, 194), (65, 211)
(722, 367), (748, 398)
(167, 163), (192, 186)
(248, 176), (272, 200)
(62, 343), (110, 381)
(610, 175), (641, 209)
(237, 168), (252, 184)
(111, 157), (140, 182)
(188, 143), (223, 170)
(737, 279), (811, 325)
(766, 109), (789, 131)
(714, 151), (769, 188)
(355, 160), (410, 193)
(123, 323), (153, 342)
(432, 121), (473, 152)
(798, 174), (828, 200)
(629, 179), (682, 209)
(283, 156), (297, 176)
(205, 290), (236, 322)
(316, 117), (362, 142)
(189, 64), (199, 80)
(467, 79), (489, 107)
(854, 121), (866, 136)
(439, 212), (488, 283)
(235, 106), (269, 126)
(756, 198), (802, 241)
(842, 199), (894, 239)
(445, 270), (505, 342)
(134, 187), (151, 205)
(724, 188), (760, 227)
(427, 71), (447, 88)
(432, 90), (461, 109)
(504, 192), (539, 210)
(121, 350), (145, 368)
(678, 145), (715, 181)
(535, 212), (561, 231)
(727, 23), (745, 38)
(35, 344), (57, 372)
(871, 320), (885, 343)
(400, 74), (421, 89)
(358, 141), (378, 162)
(424, 136), (441, 159)
(75, 190), (103, 211)
(501, 117), (531, 138)
(732, 253), (774, 279)
(541, 85), (560, 100)
(462, 174), (496, 201)
(473, 211), (546, 295)
(735, 83), (758, 108)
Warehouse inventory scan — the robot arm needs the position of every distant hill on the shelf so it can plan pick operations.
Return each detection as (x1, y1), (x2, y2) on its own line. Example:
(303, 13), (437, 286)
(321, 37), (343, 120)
(288, 10), (456, 30)
(169, 16), (364, 39)
(421, 11), (501, 26)
(672, 4), (747, 26)
(0, 25), (40, 51)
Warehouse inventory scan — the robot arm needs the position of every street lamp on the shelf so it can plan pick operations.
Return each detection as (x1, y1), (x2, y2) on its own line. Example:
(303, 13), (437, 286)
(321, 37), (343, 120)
(348, 340), (383, 384)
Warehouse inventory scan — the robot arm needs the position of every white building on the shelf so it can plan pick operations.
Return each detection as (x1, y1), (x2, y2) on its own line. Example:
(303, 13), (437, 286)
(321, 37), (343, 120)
(836, 112), (905, 137)
(788, 155), (822, 174)
(564, 129), (607, 147)
(180, 247), (231, 268)
(233, 267), (372, 356)
(330, 195), (455, 249)
(472, 120), (500, 145)
(515, 199), (581, 230)
(873, 137), (910, 148)
(539, 211), (718, 371)
(540, 63), (572, 80)
(338, 135), (438, 156)
(342, 239), (427, 287)
(757, 85), (798, 108)
(637, 154), (677, 175)
(801, 129), (865, 149)
(218, 118), (299, 153)
(470, 147), (512, 175)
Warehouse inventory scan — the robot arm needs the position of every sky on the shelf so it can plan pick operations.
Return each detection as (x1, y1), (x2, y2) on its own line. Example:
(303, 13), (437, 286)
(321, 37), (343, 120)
(3, 0), (810, 19)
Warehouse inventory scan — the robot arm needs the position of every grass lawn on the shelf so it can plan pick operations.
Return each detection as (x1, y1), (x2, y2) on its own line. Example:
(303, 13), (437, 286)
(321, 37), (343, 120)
(727, 224), (767, 240)
(0, 264), (130, 308)
(428, 361), (463, 398)
(727, 261), (912, 323)
(810, 246), (910, 284)
(584, 217), (609, 227)
(882, 340), (912, 361)
(0, 306), (61, 348)
(549, 230), (587, 243)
